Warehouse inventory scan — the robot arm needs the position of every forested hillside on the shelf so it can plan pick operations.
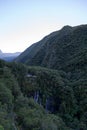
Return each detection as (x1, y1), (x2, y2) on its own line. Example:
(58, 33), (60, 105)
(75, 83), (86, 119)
(0, 59), (87, 130)
(0, 24), (87, 130)
(15, 25), (87, 71)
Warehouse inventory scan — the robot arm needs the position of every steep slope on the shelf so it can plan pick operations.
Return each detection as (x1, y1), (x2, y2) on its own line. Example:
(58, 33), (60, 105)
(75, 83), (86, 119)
(0, 59), (87, 129)
(15, 25), (72, 64)
(0, 60), (72, 130)
(12, 25), (87, 130)
(15, 24), (87, 70)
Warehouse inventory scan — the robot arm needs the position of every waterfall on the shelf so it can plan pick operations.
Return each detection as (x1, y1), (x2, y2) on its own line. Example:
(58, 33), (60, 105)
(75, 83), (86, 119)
(34, 91), (39, 103)
(45, 97), (54, 112)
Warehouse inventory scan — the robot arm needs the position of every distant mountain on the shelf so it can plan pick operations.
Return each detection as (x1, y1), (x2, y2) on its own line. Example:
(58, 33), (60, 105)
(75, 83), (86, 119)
(0, 49), (2, 53)
(0, 51), (21, 61)
(15, 24), (87, 71)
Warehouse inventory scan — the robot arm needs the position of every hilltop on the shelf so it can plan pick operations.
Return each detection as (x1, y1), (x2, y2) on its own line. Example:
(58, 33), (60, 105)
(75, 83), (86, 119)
(15, 24), (87, 71)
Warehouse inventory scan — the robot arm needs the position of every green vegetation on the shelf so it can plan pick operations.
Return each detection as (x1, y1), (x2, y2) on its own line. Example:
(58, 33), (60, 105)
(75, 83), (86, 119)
(15, 25), (87, 71)
(0, 25), (87, 129)
(0, 58), (87, 130)
(0, 60), (71, 130)
(0, 125), (4, 130)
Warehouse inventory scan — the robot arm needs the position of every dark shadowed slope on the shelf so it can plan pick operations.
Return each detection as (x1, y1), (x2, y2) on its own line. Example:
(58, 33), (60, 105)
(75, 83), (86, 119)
(15, 24), (87, 70)
(1, 25), (87, 129)
(14, 25), (72, 64)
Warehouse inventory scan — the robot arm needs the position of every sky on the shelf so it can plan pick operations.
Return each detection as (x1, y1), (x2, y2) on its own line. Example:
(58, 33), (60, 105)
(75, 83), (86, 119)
(0, 0), (87, 53)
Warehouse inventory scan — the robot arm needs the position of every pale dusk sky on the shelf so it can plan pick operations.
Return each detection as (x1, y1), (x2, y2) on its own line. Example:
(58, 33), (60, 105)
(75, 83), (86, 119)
(0, 0), (87, 53)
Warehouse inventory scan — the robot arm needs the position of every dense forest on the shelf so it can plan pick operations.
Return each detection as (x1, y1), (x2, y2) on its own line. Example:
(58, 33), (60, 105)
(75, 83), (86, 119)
(0, 25), (87, 130)
(0, 58), (87, 130)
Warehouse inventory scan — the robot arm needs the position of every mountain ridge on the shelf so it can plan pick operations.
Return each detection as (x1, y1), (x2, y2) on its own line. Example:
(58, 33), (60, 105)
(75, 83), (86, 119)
(15, 24), (87, 70)
(1, 24), (87, 130)
(14, 25), (73, 63)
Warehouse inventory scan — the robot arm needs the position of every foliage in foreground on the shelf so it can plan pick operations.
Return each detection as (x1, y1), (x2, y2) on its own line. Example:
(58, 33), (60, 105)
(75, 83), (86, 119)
(0, 60), (87, 130)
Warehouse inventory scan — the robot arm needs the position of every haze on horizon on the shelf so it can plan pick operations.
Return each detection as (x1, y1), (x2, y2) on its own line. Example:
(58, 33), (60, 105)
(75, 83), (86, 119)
(0, 0), (87, 53)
